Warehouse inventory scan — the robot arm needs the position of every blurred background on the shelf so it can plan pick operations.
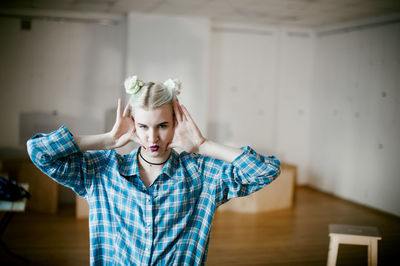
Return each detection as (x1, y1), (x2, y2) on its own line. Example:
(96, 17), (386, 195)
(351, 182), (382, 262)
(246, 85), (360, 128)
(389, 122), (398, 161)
(0, 0), (399, 265)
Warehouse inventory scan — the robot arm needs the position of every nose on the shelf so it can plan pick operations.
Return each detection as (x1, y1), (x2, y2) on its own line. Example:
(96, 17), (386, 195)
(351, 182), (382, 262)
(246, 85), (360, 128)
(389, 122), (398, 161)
(148, 128), (159, 143)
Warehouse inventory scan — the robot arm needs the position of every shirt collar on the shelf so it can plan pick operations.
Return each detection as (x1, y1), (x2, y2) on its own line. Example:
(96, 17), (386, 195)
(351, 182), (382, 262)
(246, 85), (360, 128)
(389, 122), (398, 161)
(118, 146), (140, 177)
(118, 146), (179, 179)
(161, 149), (180, 178)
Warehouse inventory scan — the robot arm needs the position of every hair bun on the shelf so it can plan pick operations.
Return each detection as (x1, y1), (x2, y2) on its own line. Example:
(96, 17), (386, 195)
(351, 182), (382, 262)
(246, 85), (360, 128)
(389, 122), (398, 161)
(163, 78), (182, 96)
(124, 75), (144, 95)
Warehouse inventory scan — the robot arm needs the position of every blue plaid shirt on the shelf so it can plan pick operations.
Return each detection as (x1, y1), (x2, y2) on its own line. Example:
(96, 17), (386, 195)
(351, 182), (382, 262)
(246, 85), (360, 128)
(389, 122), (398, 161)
(26, 125), (281, 265)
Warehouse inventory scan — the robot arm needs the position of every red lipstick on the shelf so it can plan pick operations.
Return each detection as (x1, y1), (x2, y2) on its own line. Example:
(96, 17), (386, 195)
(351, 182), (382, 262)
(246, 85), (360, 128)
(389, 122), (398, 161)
(150, 145), (159, 152)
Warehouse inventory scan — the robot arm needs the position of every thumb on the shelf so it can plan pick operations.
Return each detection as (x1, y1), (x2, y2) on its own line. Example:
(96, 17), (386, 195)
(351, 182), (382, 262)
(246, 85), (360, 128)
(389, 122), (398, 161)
(130, 130), (141, 143)
(167, 140), (178, 150)
(132, 135), (141, 144)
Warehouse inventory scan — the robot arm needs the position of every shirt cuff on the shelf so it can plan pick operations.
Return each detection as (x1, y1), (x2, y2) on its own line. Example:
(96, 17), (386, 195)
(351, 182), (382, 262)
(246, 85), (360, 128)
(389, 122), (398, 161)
(231, 146), (254, 166)
(32, 125), (80, 160)
(231, 146), (281, 175)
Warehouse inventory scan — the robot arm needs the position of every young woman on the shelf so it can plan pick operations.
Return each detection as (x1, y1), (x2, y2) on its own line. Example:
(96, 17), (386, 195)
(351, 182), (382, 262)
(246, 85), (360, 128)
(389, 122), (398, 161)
(27, 76), (281, 265)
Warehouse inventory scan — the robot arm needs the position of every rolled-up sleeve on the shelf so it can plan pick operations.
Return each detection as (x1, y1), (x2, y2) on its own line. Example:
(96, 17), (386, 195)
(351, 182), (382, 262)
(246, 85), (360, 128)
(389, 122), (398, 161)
(200, 146), (281, 208)
(26, 125), (107, 199)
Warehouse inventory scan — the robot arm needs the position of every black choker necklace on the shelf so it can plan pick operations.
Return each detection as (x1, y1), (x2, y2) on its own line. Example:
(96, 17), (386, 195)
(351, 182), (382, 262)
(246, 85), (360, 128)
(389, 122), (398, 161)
(139, 147), (171, 166)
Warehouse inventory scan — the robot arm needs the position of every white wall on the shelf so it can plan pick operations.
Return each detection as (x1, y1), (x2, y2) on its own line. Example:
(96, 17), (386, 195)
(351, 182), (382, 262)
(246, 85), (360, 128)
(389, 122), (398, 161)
(0, 16), (125, 147)
(210, 18), (400, 216)
(310, 19), (400, 216)
(275, 29), (314, 184)
(209, 23), (314, 184)
(0, 14), (125, 202)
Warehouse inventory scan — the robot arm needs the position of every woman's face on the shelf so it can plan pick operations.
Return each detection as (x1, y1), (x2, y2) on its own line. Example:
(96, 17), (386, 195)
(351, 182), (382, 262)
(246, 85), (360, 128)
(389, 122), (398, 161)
(134, 104), (175, 158)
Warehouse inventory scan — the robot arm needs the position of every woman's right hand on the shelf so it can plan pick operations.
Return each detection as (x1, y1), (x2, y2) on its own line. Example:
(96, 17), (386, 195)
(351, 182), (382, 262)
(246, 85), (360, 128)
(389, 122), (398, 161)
(109, 98), (141, 149)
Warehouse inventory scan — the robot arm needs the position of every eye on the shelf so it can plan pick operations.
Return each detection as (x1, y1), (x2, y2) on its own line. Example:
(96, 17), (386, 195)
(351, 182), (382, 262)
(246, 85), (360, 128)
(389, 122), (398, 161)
(138, 125), (147, 129)
(158, 124), (167, 129)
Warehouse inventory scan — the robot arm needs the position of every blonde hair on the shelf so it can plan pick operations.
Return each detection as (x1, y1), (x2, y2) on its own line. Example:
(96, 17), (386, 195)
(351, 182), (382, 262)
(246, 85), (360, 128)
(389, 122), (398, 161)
(128, 82), (179, 115)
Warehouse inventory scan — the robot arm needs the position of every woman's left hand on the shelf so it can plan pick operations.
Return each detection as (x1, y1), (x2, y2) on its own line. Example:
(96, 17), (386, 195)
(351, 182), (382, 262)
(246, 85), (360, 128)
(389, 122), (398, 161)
(168, 101), (206, 153)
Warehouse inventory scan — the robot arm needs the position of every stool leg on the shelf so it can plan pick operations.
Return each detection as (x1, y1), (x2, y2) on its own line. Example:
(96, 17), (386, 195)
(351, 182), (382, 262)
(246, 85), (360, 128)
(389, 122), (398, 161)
(327, 236), (339, 266)
(367, 242), (371, 266)
(369, 239), (378, 266)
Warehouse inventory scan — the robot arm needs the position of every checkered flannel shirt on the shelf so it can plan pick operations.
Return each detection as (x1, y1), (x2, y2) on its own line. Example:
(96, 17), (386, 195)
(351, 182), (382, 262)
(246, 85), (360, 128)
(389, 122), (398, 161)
(27, 125), (281, 265)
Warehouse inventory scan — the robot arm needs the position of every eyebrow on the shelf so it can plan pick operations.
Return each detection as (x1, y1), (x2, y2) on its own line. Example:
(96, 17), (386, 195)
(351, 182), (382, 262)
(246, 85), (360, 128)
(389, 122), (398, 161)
(138, 122), (169, 126)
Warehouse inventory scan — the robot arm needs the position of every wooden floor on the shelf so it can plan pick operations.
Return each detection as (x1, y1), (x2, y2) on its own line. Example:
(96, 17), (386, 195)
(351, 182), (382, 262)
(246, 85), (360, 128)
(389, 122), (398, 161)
(1, 186), (399, 265)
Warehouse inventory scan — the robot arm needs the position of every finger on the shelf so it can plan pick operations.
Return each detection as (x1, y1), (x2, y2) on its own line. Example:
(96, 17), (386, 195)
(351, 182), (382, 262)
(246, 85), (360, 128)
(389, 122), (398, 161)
(174, 100), (183, 122)
(167, 140), (177, 149)
(117, 98), (122, 118)
(179, 104), (188, 121)
(130, 120), (140, 143)
(131, 117), (136, 131)
(123, 102), (130, 117)
(174, 101), (182, 122)
(131, 131), (141, 144)
(181, 105), (192, 121)
(181, 104), (202, 134)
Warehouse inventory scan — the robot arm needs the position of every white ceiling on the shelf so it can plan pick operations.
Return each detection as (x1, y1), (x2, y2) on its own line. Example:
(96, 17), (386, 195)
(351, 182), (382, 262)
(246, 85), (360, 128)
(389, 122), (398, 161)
(1, 0), (400, 28)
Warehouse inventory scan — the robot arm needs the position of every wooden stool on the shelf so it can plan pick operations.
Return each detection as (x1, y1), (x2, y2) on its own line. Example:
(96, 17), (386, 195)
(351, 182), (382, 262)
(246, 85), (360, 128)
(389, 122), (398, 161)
(327, 224), (381, 266)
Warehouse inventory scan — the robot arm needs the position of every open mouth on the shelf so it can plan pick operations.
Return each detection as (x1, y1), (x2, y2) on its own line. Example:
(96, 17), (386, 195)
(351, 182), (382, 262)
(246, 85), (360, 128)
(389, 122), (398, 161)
(150, 145), (159, 152)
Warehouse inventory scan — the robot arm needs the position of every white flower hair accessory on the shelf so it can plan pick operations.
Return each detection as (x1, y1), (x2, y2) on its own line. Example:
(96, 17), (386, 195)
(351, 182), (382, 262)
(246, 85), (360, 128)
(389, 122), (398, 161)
(124, 75), (144, 95)
(163, 78), (182, 96)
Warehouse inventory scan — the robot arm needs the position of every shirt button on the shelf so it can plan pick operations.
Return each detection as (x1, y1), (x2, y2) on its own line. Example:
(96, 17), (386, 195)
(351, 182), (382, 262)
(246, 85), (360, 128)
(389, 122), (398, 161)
(147, 198), (151, 203)
(147, 223), (151, 227)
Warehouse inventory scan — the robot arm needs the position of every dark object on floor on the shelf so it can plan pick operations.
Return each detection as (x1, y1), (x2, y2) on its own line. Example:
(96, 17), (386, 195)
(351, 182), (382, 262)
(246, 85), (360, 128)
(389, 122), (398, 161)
(0, 176), (30, 201)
